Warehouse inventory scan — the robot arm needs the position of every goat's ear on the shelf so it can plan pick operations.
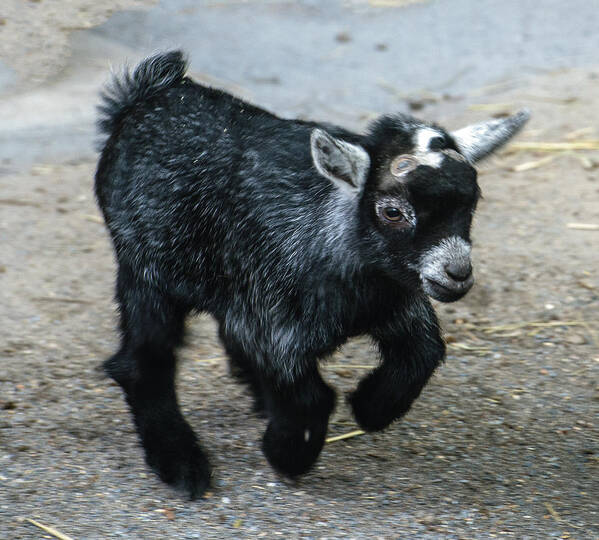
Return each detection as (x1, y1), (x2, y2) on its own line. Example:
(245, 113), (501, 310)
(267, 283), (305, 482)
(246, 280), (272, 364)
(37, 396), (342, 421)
(451, 109), (530, 163)
(310, 128), (370, 194)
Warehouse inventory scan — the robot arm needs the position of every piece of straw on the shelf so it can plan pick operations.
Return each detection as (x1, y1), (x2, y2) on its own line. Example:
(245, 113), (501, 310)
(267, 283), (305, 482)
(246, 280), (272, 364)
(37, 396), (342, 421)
(566, 223), (599, 231)
(564, 127), (594, 140)
(83, 214), (104, 224)
(480, 321), (586, 334)
(194, 356), (227, 363)
(26, 519), (74, 540)
(468, 103), (515, 111)
(510, 141), (599, 151)
(544, 502), (561, 523)
(512, 155), (556, 172)
(326, 430), (365, 444)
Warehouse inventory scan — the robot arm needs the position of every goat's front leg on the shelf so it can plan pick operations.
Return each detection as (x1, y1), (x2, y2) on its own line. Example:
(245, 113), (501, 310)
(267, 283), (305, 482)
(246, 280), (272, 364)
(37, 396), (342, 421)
(260, 362), (336, 477)
(349, 298), (445, 432)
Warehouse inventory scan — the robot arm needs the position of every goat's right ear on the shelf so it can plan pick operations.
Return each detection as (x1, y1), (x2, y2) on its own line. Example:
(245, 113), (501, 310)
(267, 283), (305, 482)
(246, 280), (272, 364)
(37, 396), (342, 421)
(310, 129), (370, 195)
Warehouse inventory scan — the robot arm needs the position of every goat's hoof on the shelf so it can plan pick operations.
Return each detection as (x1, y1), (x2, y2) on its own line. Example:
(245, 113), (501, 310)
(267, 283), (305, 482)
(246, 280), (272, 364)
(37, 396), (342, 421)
(349, 377), (408, 432)
(262, 419), (326, 477)
(143, 426), (211, 500)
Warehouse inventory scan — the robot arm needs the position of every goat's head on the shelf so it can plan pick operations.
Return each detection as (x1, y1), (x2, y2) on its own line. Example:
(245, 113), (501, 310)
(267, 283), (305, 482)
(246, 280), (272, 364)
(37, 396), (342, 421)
(311, 110), (529, 302)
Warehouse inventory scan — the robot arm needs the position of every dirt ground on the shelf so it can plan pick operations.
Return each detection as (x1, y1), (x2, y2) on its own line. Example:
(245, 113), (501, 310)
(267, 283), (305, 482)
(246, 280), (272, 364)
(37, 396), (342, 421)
(0, 0), (156, 86)
(1, 3), (599, 540)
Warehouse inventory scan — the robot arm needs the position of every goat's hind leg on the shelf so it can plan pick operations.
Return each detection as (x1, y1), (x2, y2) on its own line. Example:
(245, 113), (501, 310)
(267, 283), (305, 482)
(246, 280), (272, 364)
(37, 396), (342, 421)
(105, 267), (210, 499)
(219, 327), (266, 415)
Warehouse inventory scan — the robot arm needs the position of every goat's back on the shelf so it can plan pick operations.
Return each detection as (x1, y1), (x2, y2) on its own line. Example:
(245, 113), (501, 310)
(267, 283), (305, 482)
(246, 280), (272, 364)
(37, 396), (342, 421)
(94, 53), (357, 310)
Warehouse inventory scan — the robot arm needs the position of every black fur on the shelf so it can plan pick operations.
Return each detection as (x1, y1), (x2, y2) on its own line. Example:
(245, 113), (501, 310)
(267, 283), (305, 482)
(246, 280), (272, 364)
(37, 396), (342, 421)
(95, 51), (493, 499)
(97, 50), (187, 142)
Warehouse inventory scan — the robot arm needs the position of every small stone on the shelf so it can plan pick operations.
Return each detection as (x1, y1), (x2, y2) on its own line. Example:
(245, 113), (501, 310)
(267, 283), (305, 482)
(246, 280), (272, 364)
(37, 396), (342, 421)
(335, 31), (351, 43)
(408, 100), (425, 111)
(419, 514), (438, 526)
(565, 333), (587, 345)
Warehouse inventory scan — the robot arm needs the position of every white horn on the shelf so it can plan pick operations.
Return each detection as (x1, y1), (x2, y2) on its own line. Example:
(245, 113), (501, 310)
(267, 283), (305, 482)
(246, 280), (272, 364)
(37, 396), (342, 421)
(452, 109), (530, 162)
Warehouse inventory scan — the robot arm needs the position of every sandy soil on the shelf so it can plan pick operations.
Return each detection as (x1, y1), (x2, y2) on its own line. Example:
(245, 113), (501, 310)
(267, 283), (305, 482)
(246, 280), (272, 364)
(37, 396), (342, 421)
(1, 3), (598, 539)
(0, 0), (155, 88)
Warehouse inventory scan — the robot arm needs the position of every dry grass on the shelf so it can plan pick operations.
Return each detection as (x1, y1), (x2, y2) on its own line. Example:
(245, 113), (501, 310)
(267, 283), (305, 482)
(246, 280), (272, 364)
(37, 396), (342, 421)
(509, 141), (599, 152)
(326, 429), (365, 444)
(25, 519), (74, 540)
(566, 223), (599, 231)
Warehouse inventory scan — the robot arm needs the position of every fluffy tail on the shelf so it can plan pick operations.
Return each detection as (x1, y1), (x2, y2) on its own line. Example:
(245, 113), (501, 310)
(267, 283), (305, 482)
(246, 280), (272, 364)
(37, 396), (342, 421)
(97, 50), (188, 140)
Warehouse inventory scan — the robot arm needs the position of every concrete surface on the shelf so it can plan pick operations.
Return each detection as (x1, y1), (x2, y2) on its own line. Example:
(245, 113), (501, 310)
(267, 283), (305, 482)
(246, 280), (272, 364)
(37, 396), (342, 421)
(1, 0), (599, 168)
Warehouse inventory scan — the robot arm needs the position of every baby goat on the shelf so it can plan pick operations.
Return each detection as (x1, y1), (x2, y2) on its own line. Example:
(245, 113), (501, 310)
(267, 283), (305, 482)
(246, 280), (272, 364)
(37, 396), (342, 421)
(95, 51), (528, 498)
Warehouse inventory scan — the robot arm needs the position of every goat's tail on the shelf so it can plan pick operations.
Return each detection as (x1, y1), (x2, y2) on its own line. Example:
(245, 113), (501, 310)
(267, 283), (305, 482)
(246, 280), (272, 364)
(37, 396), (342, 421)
(97, 50), (188, 141)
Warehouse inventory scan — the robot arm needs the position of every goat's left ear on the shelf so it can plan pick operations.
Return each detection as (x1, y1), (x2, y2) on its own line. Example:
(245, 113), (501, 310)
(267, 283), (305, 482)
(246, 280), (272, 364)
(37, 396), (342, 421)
(451, 109), (530, 163)
(311, 128), (370, 195)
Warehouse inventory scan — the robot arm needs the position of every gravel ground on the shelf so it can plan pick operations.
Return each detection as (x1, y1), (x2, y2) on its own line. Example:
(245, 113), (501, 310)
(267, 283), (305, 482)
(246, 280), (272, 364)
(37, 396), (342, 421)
(1, 2), (598, 539)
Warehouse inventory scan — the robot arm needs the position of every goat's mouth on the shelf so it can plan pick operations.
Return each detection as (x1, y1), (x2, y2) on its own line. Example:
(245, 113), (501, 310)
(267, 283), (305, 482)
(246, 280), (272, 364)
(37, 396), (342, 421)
(423, 276), (473, 303)
(418, 236), (474, 303)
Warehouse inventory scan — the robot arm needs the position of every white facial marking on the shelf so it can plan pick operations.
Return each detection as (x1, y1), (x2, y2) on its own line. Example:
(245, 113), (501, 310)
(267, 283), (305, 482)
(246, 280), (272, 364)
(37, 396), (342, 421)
(383, 126), (467, 189)
(415, 128), (442, 153)
(304, 429), (311, 442)
(413, 128), (443, 168)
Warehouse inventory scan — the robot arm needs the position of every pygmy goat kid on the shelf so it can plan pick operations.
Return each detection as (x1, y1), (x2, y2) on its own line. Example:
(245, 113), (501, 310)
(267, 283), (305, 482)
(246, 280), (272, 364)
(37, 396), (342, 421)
(95, 51), (529, 499)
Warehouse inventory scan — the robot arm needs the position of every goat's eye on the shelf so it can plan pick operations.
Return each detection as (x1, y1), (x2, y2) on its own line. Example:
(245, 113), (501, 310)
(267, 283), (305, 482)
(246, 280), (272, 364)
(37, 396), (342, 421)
(382, 206), (404, 222)
(390, 155), (418, 177)
(376, 198), (416, 229)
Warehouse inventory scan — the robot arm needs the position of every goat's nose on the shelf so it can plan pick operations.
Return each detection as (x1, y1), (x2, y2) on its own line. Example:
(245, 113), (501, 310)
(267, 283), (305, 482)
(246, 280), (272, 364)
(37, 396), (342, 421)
(444, 261), (472, 282)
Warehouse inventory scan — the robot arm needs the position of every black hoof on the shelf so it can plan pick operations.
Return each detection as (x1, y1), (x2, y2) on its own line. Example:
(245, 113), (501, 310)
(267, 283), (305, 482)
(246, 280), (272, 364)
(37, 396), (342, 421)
(141, 420), (212, 500)
(349, 372), (413, 432)
(262, 419), (327, 477)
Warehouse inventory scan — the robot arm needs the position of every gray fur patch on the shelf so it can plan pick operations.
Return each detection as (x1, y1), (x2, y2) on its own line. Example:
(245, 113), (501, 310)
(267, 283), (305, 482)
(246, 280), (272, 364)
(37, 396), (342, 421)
(419, 236), (471, 289)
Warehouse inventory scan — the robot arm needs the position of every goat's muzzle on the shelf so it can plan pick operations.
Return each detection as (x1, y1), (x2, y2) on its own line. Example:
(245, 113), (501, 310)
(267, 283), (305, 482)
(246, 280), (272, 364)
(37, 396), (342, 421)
(419, 237), (474, 303)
